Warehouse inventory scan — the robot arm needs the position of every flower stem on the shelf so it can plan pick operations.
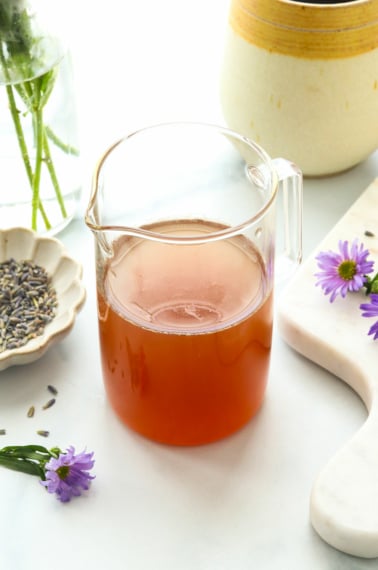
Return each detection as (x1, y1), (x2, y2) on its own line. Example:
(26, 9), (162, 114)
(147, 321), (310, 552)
(43, 127), (68, 217)
(32, 106), (44, 230)
(5, 84), (33, 181)
(45, 125), (79, 157)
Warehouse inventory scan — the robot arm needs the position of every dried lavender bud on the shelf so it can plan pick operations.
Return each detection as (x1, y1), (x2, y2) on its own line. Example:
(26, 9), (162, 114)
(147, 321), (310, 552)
(47, 385), (58, 396)
(27, 406), (35, 418)
(0, 258), (58, 353)
(0, 429), (6, 435)
(36, 430), (50, 437)
(42, 398), (56, 410)
(364, 230), (375, 237)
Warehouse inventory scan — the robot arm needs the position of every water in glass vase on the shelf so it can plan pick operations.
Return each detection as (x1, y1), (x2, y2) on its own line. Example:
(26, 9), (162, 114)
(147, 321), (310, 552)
(97, 219), (273, 446)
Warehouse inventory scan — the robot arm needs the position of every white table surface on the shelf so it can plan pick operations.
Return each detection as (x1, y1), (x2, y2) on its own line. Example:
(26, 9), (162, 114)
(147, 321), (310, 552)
(1, 1), (378, 569)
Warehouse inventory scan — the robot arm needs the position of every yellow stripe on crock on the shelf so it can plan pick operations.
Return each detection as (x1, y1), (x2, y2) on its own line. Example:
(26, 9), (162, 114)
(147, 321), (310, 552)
(229, 0), (378, 59)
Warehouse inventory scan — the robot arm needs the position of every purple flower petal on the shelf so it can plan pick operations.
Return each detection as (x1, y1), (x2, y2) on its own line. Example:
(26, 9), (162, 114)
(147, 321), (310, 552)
(367, 322), (378, 340)
(360, 294), (378, 340)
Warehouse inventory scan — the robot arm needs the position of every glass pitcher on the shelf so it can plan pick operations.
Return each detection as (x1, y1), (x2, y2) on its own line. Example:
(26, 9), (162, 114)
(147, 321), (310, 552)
(85, 122), (302, 446)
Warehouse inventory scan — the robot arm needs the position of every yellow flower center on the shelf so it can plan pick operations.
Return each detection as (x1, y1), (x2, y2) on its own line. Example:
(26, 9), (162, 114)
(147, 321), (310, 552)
(56, 465), (70, 480)
(338, 260), (357, 281)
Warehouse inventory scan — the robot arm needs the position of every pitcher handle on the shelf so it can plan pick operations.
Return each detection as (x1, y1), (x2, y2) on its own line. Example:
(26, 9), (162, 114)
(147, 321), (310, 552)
(272, 157), (303, 281)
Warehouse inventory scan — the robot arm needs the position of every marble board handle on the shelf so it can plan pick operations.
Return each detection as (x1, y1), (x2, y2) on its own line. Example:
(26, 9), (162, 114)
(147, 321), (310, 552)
(277, 179), (378, 558)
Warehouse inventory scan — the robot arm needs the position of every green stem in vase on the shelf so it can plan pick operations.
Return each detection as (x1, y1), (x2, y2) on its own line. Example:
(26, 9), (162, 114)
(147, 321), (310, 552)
(5, 83), (33, 182)
(18, 68), (61, 230)
(43, 124), (68, 218)
(0, 43), (51, 228)
(45, 125), (80, 157)
(32, 104), (44, 230)
(8, 82), (52, 229)
(18, 66), (78, 230)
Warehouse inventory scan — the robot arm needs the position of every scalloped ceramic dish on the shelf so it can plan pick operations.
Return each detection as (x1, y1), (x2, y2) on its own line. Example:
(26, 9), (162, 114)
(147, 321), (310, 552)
(0, 227), (86, 371)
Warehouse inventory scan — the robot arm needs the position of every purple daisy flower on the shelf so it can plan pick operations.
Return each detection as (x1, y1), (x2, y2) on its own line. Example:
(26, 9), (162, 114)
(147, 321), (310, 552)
(315, 239), (375, 302)
(360, 294), (378, 340)
(41, 446), (95, 502)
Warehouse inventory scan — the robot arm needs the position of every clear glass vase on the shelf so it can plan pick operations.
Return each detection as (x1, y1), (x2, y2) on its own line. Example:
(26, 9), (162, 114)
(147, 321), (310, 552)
(0, 0), (81, 235)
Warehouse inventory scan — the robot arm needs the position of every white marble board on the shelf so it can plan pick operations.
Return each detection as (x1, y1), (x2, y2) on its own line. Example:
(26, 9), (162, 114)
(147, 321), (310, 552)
(278, 179), (378, 559)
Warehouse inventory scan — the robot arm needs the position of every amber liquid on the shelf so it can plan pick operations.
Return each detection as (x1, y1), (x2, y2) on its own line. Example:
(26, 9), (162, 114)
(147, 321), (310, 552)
(97, 220), (273, 445)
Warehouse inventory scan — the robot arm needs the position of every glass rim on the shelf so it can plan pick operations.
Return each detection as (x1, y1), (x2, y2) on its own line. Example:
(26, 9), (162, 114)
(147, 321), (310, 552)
(86, 121), (279, 245)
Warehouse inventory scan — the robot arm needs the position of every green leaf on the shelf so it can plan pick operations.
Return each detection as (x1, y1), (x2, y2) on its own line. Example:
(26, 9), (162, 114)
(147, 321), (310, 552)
(0, 455), (44, 478)
(0, 444), (63, 480)
(371, 278), (378, 294)
(365, 273), (378, 295)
